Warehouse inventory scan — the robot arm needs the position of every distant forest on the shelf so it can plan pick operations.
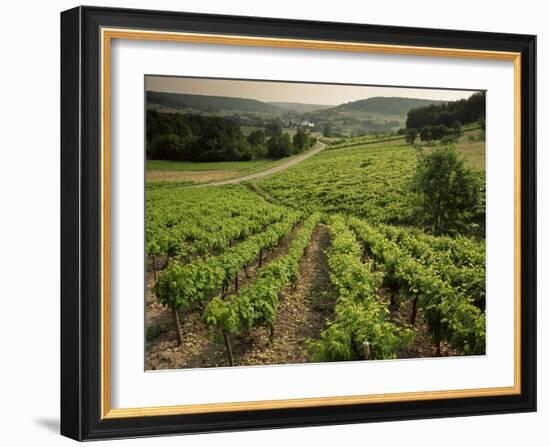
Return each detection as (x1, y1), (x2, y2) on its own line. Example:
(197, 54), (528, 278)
(406, 92), (485, 130)
(146, 110), (315, 162)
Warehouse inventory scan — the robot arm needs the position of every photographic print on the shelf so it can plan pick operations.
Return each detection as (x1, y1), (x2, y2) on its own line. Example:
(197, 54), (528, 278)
(145, 76), (486, 370)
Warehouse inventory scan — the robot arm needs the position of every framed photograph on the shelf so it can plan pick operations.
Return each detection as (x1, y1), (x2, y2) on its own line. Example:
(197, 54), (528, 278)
(60, 6), (536, 441)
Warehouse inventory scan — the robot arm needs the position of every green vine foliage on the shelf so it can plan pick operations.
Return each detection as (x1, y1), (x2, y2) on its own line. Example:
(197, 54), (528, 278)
(155, 211), (300, 313)
(203, 213), (321, 336)
(379, 224), (485, 310)
(146, 185), (292, 262)
(309, 216), (413, 361)
(349, 218), (485, 355)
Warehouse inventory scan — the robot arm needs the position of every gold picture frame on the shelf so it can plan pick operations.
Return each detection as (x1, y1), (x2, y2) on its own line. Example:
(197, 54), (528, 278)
(61, 6), (536, 441)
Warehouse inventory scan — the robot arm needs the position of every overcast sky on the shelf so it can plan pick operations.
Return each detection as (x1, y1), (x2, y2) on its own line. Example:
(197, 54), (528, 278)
(145, 75), (478, 106)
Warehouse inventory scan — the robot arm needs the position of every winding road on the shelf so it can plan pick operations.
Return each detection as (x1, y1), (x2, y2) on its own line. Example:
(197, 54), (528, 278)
(192, 141), (327, 188)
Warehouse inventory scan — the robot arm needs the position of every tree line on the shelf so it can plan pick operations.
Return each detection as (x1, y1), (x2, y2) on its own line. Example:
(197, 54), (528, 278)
(146, 110), (315, 162)
(403, 92), (485, 143)
(406, 92), (485, 129)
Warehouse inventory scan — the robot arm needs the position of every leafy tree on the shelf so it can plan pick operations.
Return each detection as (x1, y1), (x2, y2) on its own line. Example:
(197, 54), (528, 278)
(252, 143), (268, 159)
(406, 92), (485, 129)
(450, 121), (462, 140)
(234, 140), (255, 161)
(292, 128), (311, 152)
(267, 133), (293, 158)
(322, 123), (333, 137)
(418, 124), (457, 142)
(279, 133), (292, 155)
(146, 111), (289, 161)
(404, 128), (418, 145)
(150, 134), (186, 159)
(247, 129), (266, 147)
(420, 126), (432, 142)
(430, 124), (448, 140)
(412, 146), (480, 235)
(265, 122), (283, 137)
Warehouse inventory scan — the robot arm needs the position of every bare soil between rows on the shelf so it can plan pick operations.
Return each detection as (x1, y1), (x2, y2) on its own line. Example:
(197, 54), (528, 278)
(145, 224), (336, 370)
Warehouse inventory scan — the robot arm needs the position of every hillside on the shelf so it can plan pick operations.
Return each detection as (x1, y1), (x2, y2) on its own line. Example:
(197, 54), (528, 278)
(268, 102), (332, 113)
(146, 92), (454, 137)
(333, 96), (446, 115)
(304, 96), (449, 136)
(146, 91), (284, 114)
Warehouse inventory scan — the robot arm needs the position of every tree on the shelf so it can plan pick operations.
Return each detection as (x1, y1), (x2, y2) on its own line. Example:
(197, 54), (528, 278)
(406, 92), (485, 130)
(412, 146), (480, 235)
(420, 126), (431, 142)
(430, 124), (448, 140)
(146, 111), (274, 162)
(322, 123), (333, 137)
(293, 128), (311, 153)
(267, 133), (293, 158)
(150, 134), (185, 159)
(247, 129), (266, 147)
(279, 133), (292, 156)
(404, 128), (418, 145)
(450, 121), (462, 139)
(234, 140), (254, 161)
(265, 122), (283, 137)
(419, 125), (453, 142)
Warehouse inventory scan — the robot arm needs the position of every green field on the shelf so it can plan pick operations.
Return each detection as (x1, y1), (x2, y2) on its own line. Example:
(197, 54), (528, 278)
(146, 158), (276, 172)
(255, 142), (416, 222)
(417, 127), (485, 170)
(146, 157), (289, 184)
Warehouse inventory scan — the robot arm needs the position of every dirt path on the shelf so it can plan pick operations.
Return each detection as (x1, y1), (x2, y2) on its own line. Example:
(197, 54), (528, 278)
(191, 142), (326, 188)
(145, 223), (335, 370)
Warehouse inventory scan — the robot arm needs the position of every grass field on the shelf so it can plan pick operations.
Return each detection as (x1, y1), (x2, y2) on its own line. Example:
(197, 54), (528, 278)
(146, 158), (284, 183)
(146, 144), (323, 184)
(146, 159), (280, 184)
(455, 128), (486, 170)
(419, 128), (485, 170)
(147, 159), (276, 172)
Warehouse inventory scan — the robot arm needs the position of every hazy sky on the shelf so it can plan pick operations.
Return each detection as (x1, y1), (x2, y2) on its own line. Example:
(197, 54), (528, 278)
(145, 75), (478, 106)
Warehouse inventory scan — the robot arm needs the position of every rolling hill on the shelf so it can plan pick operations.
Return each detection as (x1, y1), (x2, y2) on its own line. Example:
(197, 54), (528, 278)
(305, 97), (450, 135)
(267, 102), (332, 113)
(146, 91), (456, 136)
(146, 91), (284, 114)
(333, 96), (446, 115)
(147, 92), (446, 119)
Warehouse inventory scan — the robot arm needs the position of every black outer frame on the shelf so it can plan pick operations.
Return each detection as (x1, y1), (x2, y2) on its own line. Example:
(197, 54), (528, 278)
(60, 5), (537, 441)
